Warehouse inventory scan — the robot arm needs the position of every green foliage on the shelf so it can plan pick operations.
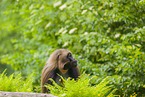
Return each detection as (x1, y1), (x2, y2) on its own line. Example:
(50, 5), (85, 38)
(46, 74), (117, 97)
(1, 45), (55, 86)
(0, 0), (145, 96)
(0, 70), (34, 92)
(0, 63), (14, 76)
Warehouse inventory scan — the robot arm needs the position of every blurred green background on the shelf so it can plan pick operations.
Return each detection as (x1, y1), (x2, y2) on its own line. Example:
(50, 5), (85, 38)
(0, 0), (145, 96)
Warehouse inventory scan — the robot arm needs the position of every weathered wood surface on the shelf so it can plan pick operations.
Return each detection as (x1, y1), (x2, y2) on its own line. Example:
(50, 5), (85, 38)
(0, 91), (57, 97)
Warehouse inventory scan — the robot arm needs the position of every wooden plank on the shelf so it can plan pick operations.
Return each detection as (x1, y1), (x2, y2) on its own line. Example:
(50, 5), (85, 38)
(0, 91), (57, 97)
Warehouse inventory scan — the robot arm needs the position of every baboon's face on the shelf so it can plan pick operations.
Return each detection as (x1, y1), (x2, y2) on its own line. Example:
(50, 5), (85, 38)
(58, 50), (77, 70)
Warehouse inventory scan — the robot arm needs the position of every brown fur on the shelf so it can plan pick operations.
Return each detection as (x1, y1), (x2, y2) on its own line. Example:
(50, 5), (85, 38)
(41, 49), (80, 93)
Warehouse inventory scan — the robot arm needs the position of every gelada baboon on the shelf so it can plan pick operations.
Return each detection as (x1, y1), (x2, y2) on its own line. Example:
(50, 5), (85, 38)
(41, 49), (80, 93)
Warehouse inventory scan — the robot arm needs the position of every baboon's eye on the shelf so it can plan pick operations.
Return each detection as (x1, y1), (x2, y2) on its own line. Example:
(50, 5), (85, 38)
(67, 53), (72, 58)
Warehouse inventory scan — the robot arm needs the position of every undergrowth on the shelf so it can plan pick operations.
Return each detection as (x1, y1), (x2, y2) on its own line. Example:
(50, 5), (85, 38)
(0, 69), (34, 92)
(46, 74), (118, 97)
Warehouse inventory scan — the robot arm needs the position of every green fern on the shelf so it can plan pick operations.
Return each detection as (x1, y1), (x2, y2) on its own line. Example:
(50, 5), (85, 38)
(45, 74), (118, 97)
(0, 69), (34, 92)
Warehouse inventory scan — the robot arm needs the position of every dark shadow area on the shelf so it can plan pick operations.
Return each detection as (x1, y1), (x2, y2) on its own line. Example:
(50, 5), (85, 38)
(0, 62), (14, 76)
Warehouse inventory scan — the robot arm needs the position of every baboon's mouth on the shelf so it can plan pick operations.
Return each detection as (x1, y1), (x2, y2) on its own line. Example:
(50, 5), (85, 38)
(63, 60), (77, 70)
(63, 61), (70, 70)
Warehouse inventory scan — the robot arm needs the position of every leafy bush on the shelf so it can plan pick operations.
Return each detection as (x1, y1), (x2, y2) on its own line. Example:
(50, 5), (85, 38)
(0, 0), (145, 96)
(0, 70), (33, 92)
(46, 74), (117, 97)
